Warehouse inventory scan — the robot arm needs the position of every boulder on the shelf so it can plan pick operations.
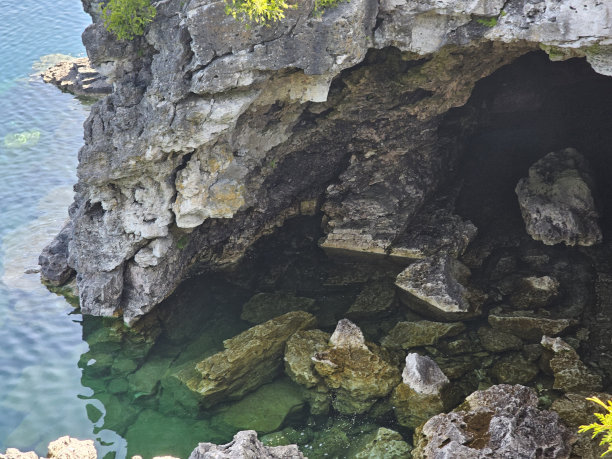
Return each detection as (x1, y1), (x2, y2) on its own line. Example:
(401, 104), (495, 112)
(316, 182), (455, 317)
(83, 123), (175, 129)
(382, 320), (465, 349)
(189, 431), (305, 459)
(240, 292), (316, 324)
(541, 336), (602, 393)
(509, 275), (560, 309)
(186, 311), (317, 406)
(312, 320), (401, 414)
(391, 353), (451, 429)
(515, 148), (602, 246)
(412, 385), (573, 458)
(0, 450), (39, 459)
(488, 312), (575, 341)
(345, 280), (396, 320)
(395, 255), (482, 321)
(47, 437), (97, 459)
(39, 222), (74, 286)
(353, 428), (413, 459)
(477, 326), (523, 353)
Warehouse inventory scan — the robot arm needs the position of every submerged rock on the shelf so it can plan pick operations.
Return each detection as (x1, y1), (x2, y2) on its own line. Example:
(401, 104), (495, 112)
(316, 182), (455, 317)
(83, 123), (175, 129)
(477, 326), (523, 353)
(345, 280), (396, 320)
(311, 319), (401, 414)
(284, 329), (331, 388)
(488, 311), (575, 341)
(186, 311), (316, 407)
(213, 379), (306, 434)
(353, 428), (413, 459)
(391, 353), (451, 429)
(240, 292), (316, 324)
(382, 320), (465, 349)
(189, 430), (305, 459)
(395, 255), (482, 321)
(541, 336), (602, 393)
(491, 353), (539, 385)
(509, 275), (560, 309)
(516, 148), (602, 246)
(412, 385), (573, 458)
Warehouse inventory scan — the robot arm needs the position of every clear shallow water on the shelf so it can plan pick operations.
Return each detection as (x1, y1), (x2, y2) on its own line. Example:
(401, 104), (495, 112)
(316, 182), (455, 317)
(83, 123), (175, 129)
(0, 0), (100, 455)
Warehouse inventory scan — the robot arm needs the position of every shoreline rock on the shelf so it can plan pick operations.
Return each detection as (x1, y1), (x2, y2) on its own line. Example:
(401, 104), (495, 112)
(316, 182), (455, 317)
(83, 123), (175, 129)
(41, 57), (112, 99)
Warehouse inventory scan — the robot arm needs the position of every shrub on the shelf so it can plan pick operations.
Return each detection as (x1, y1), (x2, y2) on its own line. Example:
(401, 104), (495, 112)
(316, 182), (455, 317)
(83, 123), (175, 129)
(224, 0), (294, 24)
(579, 397), (612, 457)
(102, 0), (157, 41)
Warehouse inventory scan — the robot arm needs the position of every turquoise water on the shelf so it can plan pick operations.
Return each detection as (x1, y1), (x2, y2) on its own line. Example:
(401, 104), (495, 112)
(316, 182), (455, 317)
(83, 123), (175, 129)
(0, 0), (107, 455)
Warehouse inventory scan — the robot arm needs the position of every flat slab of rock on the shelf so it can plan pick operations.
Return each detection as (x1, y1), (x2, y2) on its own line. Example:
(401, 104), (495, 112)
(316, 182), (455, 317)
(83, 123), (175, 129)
(488, 311), (575, 342)
(42, 57), (112, 99)
(395, 255), (482, 321)
(189, 430), (304, 459)
(353, 428), (412, 459)
(412, 385), (573, 458)
(186, 311), (316, 407)
(382, 320), (465, 349)
(515, 148), (602, 246)
(240, 292), (316, 324)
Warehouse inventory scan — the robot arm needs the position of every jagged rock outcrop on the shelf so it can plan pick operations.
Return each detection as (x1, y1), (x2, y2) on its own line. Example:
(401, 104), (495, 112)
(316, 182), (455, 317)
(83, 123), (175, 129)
(42, 57), (112, 98)
(412, 385), (573, 458)
(39, 0), (612, 323)
(0, 437), (97, 459)
(516, 148), (602, 246)
(189, 431), (305, 459)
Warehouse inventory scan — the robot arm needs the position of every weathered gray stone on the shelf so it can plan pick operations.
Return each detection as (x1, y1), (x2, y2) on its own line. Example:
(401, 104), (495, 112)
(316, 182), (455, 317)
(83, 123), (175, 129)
(488, 312), (575, 342)
(241, 292), (316, 324)
(541, 336), (602, 393)
(382, 320), (465, 350)
(42, 57), (112, 99)
(396, 256), (482, 321)
(186, 311), (317, 407)
(312, 320), (401, 414)
(39, 222), (74, 286)
(412, 385), (573, 458)
(391, 353), (450, 429)
(516, 148), (602, 246)
(189, 430), (304, 459)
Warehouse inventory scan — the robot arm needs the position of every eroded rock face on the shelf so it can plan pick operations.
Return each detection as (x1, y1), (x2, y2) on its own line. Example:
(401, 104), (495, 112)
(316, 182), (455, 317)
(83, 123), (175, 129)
(42, 57), (112, 99)
(516, 148), (602, 246)
(189, 430), (305, 459)
(40, 0), (612, 323)
(412, 385), (573, 458)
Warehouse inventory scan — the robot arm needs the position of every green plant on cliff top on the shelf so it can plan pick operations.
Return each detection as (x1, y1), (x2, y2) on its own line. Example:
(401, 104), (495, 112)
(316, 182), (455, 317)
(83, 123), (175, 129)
(224, 0), (295, 24)
(102, 0), (157, 41)
(579, 397), (612, 456)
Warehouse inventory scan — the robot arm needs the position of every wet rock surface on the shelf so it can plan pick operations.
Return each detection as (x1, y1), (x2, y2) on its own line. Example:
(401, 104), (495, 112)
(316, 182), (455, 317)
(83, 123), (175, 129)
(185, 311), (316, 406)
(240, 292), (316, 324)
(412, 385), (573, 458)
(189, 431), (304, 459)
(382, 320), (465, 349)
(516, 148), (602, 246)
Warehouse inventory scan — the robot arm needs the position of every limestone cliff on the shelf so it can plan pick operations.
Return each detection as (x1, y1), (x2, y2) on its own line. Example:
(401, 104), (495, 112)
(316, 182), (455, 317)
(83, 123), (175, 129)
(40, 0), (612, 324)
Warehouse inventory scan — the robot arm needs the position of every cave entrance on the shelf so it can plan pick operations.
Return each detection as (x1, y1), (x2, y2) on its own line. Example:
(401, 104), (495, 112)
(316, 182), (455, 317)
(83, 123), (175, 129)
(452, 50), (612, 237)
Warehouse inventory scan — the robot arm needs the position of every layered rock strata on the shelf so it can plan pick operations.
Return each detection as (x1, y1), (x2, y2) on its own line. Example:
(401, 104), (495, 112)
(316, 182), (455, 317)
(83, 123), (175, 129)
(39, 0), (612, 323)
(42, 57), (112, 99)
